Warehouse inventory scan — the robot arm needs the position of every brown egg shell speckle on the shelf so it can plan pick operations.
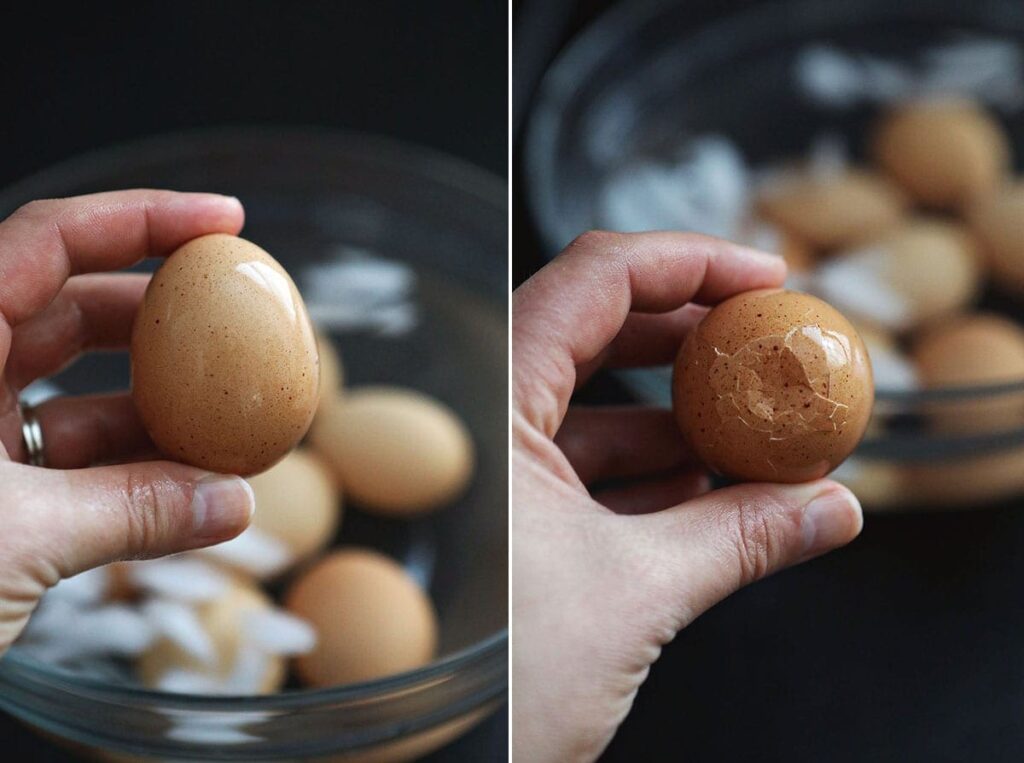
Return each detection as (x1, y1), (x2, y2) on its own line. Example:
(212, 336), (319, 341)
(131, 234), (320, 476)
(672, 289), (874, 483)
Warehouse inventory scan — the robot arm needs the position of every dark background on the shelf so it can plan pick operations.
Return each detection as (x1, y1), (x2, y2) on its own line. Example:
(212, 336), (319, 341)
(0, 2), (506, 761)
(514, 1), (1024, 762)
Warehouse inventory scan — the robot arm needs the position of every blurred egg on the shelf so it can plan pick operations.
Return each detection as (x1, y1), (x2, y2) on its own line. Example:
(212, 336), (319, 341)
(813, 219), (980, 332)
(911, 313), (1024, 432)
(672, 289), (874, 483)
(310, 387), (474, 515)
(286, 549), (438, 687)
(131, 234), (320, 476)
(872, 98), (1010, 209)
(968, 180), (1024, 295)
(247, 448), (340, 567)
(902, 447), (1024, 509)
(755, 168), (906, 251)
(136, 579), (286, 694)
(316, 331), (345, 415)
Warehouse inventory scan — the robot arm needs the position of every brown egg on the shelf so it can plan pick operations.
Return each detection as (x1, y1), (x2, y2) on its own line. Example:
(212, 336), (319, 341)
(316, 331), (345, 416)
(911, 313), (1024, 433)
(756, 169), (907, 251)
(310, 387), (474, 515)
(246, 448), (341, 566)
(672, 289), (874, 483)
(814, 219), (980, 332)
(131, 234), (320, 476)
(286, 549), (438, 687)
(902, 447), (1024, 509)
(137, 579), (285, 694)
(968, 180), (1024, 295)
(872, 99), (1010, 209)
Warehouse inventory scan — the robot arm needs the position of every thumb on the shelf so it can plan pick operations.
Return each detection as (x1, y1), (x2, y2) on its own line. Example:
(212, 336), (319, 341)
(641, 479), (862, 623)
(26, 461), (254, 578)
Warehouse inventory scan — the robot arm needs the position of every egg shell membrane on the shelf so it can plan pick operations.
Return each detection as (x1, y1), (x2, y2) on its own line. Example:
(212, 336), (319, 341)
(131, 234), (320, 476)
(673, 289), (874, 483)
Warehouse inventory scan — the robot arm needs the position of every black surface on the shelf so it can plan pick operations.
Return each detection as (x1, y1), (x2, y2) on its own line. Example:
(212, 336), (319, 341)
(513, 1), (1024, 761)
(2, 2), (506, 761)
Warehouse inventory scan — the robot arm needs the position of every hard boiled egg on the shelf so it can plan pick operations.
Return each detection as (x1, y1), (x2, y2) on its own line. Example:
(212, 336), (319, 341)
(131, 234), (320, 476)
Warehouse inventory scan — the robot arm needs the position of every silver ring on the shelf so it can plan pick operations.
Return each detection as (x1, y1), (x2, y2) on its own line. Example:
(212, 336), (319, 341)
(19, 402), (45, 467)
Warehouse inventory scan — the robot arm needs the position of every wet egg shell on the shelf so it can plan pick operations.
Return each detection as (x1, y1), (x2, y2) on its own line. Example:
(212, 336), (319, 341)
(911, 313), (1024, 433)
(131, 234), (320, 476)
(285, 549), (438, 687)
(136, 579), (285, 694)
(755, 168), (907, 251)
(814, 219), (980, 332)
(872, 99), (1010, 210)
(310, 387), (474, 515)
(246, 448), (341, 565)
(968, 180), (1024, 295)
(672, 289), (874, 483)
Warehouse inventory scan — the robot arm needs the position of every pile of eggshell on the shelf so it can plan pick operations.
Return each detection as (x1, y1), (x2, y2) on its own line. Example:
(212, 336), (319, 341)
(18, 335), (474, 693)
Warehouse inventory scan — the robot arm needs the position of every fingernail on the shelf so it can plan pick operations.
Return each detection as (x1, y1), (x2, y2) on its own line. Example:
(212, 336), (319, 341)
(800, 483), (863, 558)
(191, 475), (255, 540)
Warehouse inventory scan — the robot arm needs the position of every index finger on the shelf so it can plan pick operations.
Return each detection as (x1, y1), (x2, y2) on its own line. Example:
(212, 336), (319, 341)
(0, 190), (244, 331)
(512, 230), (786, 436)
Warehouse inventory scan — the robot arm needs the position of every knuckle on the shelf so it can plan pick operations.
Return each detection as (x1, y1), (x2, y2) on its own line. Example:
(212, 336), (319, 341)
(729, 496), (778, 585)
(565, 229), (620, 253)
(119, 467), (184, 557)
(13, 198), (55, 220)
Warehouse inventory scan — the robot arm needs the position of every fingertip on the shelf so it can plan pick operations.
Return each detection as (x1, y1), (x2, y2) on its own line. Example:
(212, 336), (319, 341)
(797, 480), (863, 560)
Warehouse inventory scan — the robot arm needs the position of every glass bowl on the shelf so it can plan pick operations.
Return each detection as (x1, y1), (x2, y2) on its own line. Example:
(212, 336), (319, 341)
(0, 128), (507, 760)
(523, 0), (1024, 511)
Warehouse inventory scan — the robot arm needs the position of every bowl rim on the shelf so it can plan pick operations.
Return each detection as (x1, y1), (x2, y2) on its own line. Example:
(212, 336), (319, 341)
(0, 126), (509, 711)
(522, 0), (1024, 399)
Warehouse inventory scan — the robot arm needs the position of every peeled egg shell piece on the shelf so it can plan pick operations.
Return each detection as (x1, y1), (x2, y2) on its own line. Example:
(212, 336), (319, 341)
(285, 549), (439, 687)
(813, 219), (980, 332)
(131, 234), (320, 476)
(310, 387), (474, 515)
(672, 289), (874, 483)
(136, 579), (285, 694)
(872, 98), (1010, 210)
(968, 180), (1024, 296)
(246, 448), (341, 566)
(755, 169), (907, 251)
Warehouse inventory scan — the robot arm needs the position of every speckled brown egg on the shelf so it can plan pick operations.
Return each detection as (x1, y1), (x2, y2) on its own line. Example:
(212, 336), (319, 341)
(755, 169), (907, 251)
(285, 549), (438, 687)
(968, 180), (1024, 295)
(131, 234), (320, 476)
(246, 448), (341, 568)
(872, 98), (1010, 209)
(672, 289), (874, 483)
(310, 387), (474, 515)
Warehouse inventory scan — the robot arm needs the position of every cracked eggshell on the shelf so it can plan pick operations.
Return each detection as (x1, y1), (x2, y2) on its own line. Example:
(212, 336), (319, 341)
(310, 387), (474, 515)
(136, 579), (285, 694)
(673, 289), (874, 483)
(246, 448), (341, 566)
(968, 180), (1024, 295)
(286, 549), (438, 687)
(131, 234), (320, 476)
(814, 219), (981, 332)
(755, 169), (907, 251)
(911, 313), (1024, 433)
(872, 99), (1010, 210)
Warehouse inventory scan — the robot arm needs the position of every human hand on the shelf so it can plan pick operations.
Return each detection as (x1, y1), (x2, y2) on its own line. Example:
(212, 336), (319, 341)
(0, 191), (256, 656)
(511, 232), (863, 762)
